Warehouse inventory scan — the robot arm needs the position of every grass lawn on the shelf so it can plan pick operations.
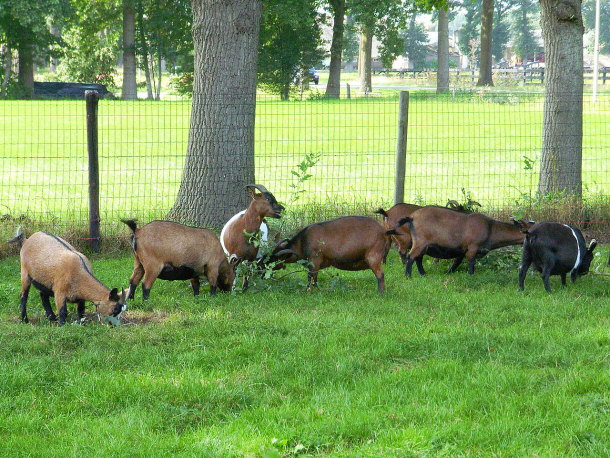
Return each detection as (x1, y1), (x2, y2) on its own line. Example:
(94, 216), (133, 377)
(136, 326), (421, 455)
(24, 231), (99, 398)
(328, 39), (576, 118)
(0, 91), (608, 244)
(0, 247), (608, 456)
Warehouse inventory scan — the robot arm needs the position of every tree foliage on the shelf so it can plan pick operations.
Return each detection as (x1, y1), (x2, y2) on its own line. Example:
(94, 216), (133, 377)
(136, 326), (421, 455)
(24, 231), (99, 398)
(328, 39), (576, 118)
(401, 15), (429, 69)
(509, 0), (540, 60)
(583, 0), (610, 53)
(458, 0), (482, 58)
(258, 0), (323, 99)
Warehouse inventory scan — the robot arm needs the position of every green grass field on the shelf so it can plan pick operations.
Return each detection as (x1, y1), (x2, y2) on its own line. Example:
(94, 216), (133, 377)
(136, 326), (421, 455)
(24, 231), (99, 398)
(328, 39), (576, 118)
(0, 247), (609, 456)
(1, 91), (608, 244)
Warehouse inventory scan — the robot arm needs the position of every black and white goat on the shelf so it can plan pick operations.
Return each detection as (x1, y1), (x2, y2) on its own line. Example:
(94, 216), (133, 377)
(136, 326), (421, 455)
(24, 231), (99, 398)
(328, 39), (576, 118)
(516, 221), (597, 292)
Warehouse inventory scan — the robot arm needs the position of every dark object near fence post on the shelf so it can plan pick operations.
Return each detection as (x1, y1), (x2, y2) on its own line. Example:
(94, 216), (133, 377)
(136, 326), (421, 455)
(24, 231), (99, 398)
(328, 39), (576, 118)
(346, 83), (351, 99)
(394, 91), (409, 204)
(86, 90), (101, 252)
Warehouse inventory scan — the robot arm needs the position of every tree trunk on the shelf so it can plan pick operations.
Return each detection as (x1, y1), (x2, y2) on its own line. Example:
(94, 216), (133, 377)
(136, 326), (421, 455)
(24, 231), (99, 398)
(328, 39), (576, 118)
(538, 0), (584, 196)
(17, 40), (34, 97)
(325, 0), (345, 99)
(437, 7), (450, 93)
(1, 45), (12, 98)
(476, 0), (494, 86)
(156, 52), (162, 100)
(359, 25), (372, 94)
(122, 0), (138, 100)
(136, 0), (154, 99)
(167, 0), (261, 229)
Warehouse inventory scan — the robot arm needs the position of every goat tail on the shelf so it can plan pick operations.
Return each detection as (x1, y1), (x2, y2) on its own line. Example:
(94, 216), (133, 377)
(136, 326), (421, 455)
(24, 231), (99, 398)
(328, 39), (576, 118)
(121, 219), (138, 233)
(7, 226), (25, 248)
(396, 217), (412, 228)
(374, 208), (389, 218)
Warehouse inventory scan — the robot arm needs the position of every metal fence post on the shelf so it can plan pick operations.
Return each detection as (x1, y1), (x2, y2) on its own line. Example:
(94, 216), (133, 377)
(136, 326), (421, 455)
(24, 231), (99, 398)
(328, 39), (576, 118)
(86, 90), (101, 252)
(394, 91), (409, 204)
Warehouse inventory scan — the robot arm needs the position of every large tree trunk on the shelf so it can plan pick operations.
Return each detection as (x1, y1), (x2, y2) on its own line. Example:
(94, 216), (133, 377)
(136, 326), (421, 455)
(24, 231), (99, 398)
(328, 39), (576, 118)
(476, 0), (494, 86)
(325, 0), (345, 99)
(359, 25), (373, 94)
(538, 0), (583, 196)
(437, 7), (450, 93)
(122, 0), (138, 100)
(168, 0), (261, 229)
(17, 40), (34, 97)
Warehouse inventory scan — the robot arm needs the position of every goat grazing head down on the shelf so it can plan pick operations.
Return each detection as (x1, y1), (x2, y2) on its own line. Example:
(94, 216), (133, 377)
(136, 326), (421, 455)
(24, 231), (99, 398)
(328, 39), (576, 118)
(396, 206), (535, 277)
(270, 216), (401, 293)
(122, 220), (235, 300)
(10, 230), (126, 325)
(515, 221), (597, 292)
(375, 203), (422, 264)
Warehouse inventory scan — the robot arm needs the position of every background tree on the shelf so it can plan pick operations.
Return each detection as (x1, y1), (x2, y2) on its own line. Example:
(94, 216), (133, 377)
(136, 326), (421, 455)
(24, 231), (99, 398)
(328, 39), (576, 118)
(122, 0), (137, 99)
(491, 0), (512, 62)
(401, 14), (429, 70)
(509, 0), (539, 62)
(538, 0), (584, 196)
(437, 6), (450, 91)
(58, 0), (121, 86)
(582, 0), (609, 52)
(134, 0), (192, 100)
(325, 0), (346, 98)
(476, 0), (494, 85)
(342, 15), (360, 63)
(257, 0), (323, 100)
(458, 0), (481, 61)
(0, 0), (71, 96)
(352, 0), (406, 93)
(167, 0), (262, 228)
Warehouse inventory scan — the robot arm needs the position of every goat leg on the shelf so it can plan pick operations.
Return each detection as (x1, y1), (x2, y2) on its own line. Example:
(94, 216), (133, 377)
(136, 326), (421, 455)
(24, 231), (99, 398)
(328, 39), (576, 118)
(40, 293), (56, 322)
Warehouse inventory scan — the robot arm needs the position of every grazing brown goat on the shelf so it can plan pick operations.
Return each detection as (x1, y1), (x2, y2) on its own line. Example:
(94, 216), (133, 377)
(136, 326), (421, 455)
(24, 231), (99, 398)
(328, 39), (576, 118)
(122, 220), (235, 299)
(398, 206), (533, 276)
(375, 203), (422, 263)
(270, 216), (400, 293)
(9, 230), (126, 325)
(220, 184), (284, 263)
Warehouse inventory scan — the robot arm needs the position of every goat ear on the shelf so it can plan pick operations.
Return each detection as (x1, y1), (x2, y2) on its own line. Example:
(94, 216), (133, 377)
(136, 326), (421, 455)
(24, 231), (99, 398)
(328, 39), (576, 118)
(511, 218), (529, 233)
(374, 208), (389, 218)
(109, 288), (120, 301)
(588, 239), (597, 252)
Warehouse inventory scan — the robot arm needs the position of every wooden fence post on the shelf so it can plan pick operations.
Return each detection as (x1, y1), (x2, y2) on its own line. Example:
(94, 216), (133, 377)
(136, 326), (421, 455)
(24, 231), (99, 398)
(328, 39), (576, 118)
(346, 83), (351, 99)
(86, 90), (101, 252)
(394, 91), (409, 205)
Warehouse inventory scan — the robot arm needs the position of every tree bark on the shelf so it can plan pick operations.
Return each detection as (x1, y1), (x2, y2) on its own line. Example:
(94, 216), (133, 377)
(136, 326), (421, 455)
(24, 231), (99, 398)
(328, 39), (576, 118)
(477, 0), (494, 86)
(122, 0), (138, 100)
(325, 0), (345, 99)
(437, 7), (450, 93)
(359, 24), (373, 94)
(538, 0), (583, 196)
(17, 40), (34, 97)
(167, 0), (261, 229)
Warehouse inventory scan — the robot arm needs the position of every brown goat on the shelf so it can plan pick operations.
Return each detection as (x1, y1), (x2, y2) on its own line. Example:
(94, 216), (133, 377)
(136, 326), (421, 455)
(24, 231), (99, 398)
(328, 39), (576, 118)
(122, 220), (235, 299)
(220, 184), (284, 262)
(375, 203), (422, 263)
(271, 216), (400, 293)
(398, 206), (533, 276)
(9, 230), (126, 325)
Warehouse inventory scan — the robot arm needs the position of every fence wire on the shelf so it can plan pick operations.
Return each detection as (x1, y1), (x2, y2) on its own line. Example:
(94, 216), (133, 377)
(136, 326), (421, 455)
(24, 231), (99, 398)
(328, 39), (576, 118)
(0, 90), (608, 252)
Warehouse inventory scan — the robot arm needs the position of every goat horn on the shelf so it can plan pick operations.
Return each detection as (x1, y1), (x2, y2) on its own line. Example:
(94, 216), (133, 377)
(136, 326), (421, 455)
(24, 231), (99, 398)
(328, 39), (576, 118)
(274, 249), (298, 258)
(245, 183), (270, 194)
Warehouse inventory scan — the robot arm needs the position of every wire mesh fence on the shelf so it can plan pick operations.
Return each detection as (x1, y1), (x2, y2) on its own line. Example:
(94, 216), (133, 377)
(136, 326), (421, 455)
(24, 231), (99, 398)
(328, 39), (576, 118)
(0, 90), (608, 254)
